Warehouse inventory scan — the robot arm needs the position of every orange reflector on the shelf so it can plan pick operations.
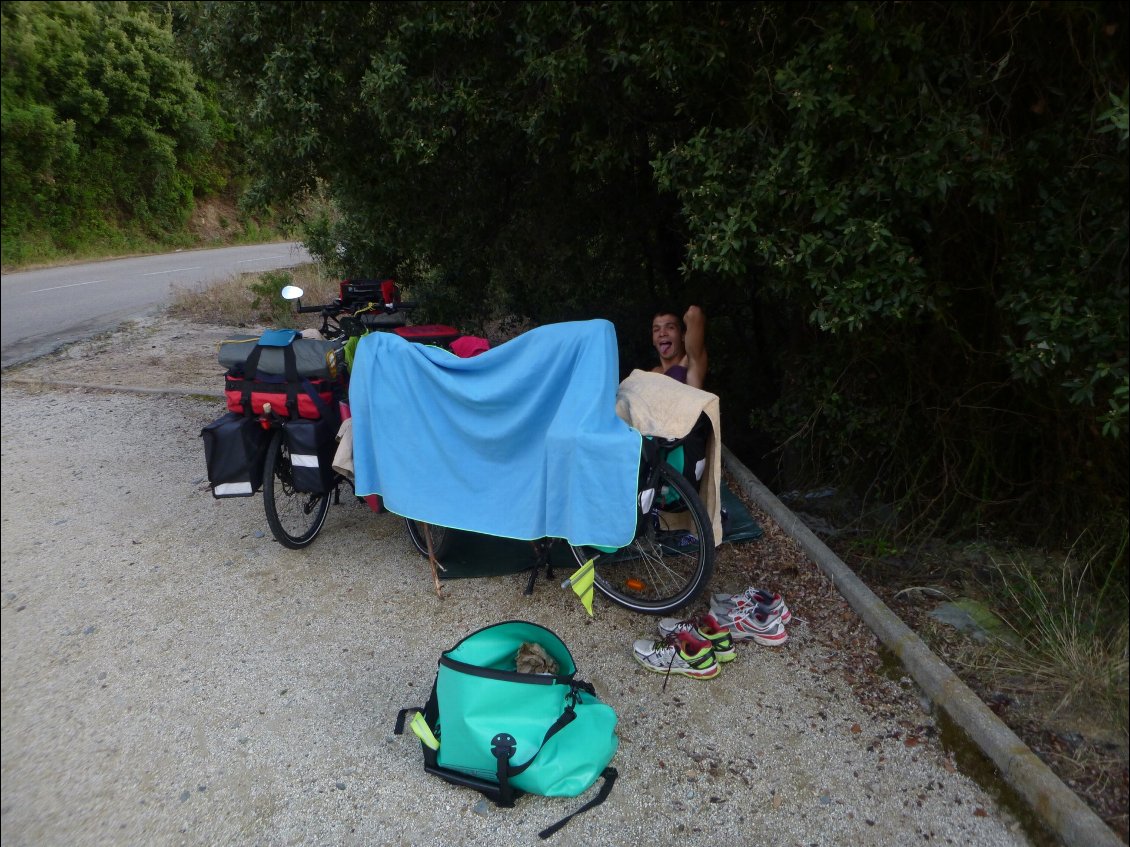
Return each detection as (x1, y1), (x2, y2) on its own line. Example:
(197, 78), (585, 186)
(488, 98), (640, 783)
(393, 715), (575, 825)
(625, 578), (646, 592)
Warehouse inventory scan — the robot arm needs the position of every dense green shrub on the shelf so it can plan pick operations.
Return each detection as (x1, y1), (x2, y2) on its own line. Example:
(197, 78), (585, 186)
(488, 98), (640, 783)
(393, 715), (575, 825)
(648, 3), (1129, 542)
(193, 1), (1127, 553)
(0, 1), (221, 262)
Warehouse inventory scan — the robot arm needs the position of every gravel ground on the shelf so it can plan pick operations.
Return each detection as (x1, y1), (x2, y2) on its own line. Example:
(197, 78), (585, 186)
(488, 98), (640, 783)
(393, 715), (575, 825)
(1, 319), (1034, 846)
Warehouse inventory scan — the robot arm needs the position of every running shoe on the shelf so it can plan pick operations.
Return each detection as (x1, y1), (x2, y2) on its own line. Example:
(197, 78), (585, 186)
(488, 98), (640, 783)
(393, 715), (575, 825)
(632, 631), (721, 680)
(657, 613), (737, 663)
(710, 587), (791, 624)
(711, 603), (789, 646)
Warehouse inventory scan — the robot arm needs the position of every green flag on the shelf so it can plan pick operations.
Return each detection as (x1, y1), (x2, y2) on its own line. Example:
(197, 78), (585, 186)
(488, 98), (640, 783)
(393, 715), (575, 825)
(562, 558), (596, 616)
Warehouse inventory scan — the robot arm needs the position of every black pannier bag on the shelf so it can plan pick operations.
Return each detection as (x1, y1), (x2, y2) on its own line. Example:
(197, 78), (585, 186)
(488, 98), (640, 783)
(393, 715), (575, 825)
(201, 412), (270, 498)
(283, 415), (339, 493)
(657, 411), (712, 494)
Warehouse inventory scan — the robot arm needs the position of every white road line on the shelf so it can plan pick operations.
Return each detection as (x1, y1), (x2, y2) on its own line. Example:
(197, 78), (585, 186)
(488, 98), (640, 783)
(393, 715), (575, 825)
(30, 279), (106, 293)
(236, 255), (287, 263)
(142, 266), (203, 276)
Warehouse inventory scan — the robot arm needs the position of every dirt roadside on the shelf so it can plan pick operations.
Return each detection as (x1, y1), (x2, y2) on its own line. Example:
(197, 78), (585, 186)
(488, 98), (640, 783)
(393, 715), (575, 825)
(0, 315), (1056, 845)
(1, 314), (252, 398)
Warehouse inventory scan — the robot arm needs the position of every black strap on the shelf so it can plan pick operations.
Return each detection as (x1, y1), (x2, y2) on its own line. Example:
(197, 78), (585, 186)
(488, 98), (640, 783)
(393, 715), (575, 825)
(242, 344), (299, 417)
(393, 707), (423, 736)
(572, 680), (596, 697)
(493, 703), (577, 806)
(537, 767), (618, 839)
(240, 342), (334, 421)
(506, 704), (577, 779)
(491, 733), (518, 807)
(241, 344), (264, 416)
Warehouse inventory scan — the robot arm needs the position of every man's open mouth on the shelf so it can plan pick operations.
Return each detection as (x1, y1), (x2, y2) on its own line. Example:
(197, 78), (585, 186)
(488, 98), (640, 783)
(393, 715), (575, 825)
(659, 341), (672, 355)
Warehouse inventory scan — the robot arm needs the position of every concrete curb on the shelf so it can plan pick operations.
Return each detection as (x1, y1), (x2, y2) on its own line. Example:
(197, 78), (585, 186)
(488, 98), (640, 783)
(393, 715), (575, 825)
(722, 445), (1121, 847)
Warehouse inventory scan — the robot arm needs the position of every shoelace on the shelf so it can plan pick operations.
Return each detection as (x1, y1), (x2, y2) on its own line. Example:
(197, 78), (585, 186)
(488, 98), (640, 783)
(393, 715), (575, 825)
(660, 632), (690, 691)
(658, 632), (713, 691)
(668, 615), (709, 637)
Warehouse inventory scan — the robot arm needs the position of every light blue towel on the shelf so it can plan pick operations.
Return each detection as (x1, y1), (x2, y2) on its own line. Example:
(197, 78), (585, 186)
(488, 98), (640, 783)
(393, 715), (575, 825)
(350, 319), (642, 548)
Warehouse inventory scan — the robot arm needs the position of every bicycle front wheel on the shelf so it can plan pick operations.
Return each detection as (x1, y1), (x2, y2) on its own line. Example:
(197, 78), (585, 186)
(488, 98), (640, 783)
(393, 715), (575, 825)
(404, 519), (455, 561)
(569, 461), (715, 615)
(263, 428), (331, 549)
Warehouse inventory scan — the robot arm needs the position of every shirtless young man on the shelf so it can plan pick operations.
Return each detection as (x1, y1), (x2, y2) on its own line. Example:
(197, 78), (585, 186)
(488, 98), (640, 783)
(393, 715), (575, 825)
(651, 305), (707, 389)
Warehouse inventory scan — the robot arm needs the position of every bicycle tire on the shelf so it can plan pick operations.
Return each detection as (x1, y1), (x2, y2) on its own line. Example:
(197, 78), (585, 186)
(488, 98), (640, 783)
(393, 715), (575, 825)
(404, 519), (455, 562)
(569, 461), (715, 615)
(263, 428), (331, 549)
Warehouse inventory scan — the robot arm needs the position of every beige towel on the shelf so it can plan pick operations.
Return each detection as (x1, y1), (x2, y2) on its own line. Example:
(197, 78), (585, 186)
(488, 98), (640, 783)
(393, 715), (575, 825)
(332, 417), (354, 481)
(615, 369), (723, 546)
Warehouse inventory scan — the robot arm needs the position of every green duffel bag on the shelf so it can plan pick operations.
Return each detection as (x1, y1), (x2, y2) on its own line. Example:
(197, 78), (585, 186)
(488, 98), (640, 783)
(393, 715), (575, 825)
(396, 621), (618, 839)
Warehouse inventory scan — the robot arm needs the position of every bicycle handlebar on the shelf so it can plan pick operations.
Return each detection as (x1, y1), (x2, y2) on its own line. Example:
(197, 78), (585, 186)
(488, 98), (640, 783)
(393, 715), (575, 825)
(294, 300), (418, 316)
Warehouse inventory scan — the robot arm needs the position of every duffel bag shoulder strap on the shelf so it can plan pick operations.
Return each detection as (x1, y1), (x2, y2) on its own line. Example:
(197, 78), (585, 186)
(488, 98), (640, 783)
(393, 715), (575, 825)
(241, 342), (300, 417)
(537, 767), (617, 840)
(299, 376), (336, 421)
(243, 342), (335, 420)
(275, 340), (338, 421)
(491, 696), (578, 806)
(493, 681), (616, 837)
(657, 410), (712, 451)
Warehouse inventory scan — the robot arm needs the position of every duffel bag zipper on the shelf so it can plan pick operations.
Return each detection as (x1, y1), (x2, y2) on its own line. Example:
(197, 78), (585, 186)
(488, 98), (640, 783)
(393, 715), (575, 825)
(438, 655), (573, 686)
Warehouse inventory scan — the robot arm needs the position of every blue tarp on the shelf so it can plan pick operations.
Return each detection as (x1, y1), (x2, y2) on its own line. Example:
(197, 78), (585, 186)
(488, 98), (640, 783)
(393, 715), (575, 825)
(349, 319), (643, 548)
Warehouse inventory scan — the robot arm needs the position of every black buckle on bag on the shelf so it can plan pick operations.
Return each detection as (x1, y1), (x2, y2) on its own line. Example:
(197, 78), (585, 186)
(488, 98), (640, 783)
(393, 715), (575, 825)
(571, 680), (596, 699)
(491, 733), (517, 761)
(491, 733), (518, 808)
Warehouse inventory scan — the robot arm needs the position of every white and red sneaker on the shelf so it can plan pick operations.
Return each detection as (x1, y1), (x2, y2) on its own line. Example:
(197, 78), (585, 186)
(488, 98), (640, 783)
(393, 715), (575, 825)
(711, 603), (789, 647)
(710, 587), (791, 624)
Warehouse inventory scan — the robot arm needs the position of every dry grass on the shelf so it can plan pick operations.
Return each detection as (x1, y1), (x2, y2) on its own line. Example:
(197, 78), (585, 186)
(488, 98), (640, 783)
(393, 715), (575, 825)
(982, 552), (1129, 744)
(168, 263), (339, 326)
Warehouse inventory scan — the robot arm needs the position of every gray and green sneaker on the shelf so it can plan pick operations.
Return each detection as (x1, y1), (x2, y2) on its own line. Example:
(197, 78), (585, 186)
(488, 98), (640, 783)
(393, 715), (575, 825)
(657, 613), (737, 663)
(633, 631), (720, 680)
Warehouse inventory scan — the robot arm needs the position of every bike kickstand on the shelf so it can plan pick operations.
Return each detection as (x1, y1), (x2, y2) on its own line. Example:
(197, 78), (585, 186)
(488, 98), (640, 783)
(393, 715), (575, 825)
(522, 540), (553, 596)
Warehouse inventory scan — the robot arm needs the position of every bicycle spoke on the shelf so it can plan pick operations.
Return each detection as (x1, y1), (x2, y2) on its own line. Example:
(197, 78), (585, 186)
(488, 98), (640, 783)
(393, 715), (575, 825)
(570, 461), (713, 614)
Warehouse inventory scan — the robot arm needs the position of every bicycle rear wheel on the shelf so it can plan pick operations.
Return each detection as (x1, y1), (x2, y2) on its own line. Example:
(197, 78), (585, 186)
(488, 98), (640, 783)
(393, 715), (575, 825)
(569, 461), (714, 615)
(263, 428), (331, 549)
(404, 519), (455, 561)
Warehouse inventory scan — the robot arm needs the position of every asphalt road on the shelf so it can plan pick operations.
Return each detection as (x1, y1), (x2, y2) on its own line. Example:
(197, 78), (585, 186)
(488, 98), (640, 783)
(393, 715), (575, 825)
(0, 242), (311, 368)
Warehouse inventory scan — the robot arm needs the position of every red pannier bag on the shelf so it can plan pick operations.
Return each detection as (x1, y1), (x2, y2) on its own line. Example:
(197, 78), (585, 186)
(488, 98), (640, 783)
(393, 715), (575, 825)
(224, 340), (338, 421)
(394, 324), (461, 347)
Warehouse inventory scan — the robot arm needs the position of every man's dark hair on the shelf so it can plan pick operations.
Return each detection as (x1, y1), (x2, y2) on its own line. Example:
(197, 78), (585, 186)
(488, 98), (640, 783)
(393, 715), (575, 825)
(652, 309), (686, 333)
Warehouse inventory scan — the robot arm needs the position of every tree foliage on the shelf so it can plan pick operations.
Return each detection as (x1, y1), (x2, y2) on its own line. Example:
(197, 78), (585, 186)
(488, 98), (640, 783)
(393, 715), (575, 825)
(0, 1), (222, 261)
(193, 1), (1127, 545)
